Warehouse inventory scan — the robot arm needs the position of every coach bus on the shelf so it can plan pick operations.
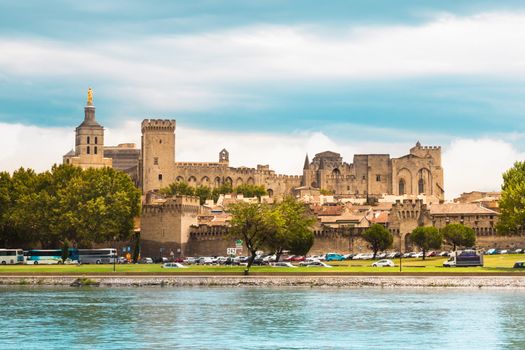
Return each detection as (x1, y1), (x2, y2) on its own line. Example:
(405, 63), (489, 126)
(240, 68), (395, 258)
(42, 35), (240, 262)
(26, 249), (63, 264)
(78, 248), (117, 264)
(0, 249), (25, 264)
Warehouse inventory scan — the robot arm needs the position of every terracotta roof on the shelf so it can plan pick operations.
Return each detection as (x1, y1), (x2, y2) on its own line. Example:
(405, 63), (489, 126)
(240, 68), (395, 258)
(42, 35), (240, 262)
(368, 211), (390, 223)
(429, 203), (499, 215)
(310, 204), (345, 216)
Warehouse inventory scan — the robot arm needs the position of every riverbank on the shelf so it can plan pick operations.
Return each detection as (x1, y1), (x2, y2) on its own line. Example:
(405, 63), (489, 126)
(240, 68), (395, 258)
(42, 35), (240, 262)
(2, 274), (525, 288)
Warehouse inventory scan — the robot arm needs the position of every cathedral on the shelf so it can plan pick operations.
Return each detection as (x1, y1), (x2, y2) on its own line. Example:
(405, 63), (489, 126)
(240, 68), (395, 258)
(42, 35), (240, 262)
(64, 89), (445, 201)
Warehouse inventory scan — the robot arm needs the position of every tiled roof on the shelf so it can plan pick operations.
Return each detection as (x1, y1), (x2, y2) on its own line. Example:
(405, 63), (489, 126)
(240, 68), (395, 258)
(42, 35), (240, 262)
(429, 203), (499, 215)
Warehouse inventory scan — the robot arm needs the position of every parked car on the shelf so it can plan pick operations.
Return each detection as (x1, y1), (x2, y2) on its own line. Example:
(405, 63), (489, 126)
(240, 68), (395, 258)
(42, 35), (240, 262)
(325, 253), (345, 261)
(413, 252), (424, 258)
(372, 259), (395, 267)
(426, 251), (437, 257)
(290, 255), (305, 262)
(271, 262), (296, 268)
(300, 261), (332, 268)
(344, 254), (355, 260)
(162, 262), (187, 268)
(117, 257), (129, 264)
(377, 252), (387, 259)
(183, 257), (197, 264)
(485, 249), (499, 255)
(438, 251), (450, 257)
(500, 250), (509, 254)
(140, 257), (153, 264)
(512, 248), (523, 254)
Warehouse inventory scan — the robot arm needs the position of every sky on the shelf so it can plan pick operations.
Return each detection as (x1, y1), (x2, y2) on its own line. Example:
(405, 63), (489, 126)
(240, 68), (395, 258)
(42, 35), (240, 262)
(1, 0), (525, 199)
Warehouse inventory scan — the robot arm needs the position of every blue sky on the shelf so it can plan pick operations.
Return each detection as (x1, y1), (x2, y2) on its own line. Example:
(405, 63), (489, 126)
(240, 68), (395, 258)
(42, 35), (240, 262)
(1, 0), (525, 198)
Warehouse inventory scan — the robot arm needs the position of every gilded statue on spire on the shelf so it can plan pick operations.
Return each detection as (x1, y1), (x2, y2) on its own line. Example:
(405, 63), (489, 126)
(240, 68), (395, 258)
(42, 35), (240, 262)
(87, 87), (93, 105)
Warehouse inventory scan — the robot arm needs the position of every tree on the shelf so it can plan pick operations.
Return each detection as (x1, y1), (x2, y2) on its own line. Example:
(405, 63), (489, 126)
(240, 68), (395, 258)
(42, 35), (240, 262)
(410, 226), (442, 260)
(362, 224), (393, 259)
(160, 181), (195, 197)
(228, 202), (277, 273)
(234, 184), (267, 199)
(498, 161), (525, 234)
(265, 196), (316, 261)
(441, 223), (476, 251)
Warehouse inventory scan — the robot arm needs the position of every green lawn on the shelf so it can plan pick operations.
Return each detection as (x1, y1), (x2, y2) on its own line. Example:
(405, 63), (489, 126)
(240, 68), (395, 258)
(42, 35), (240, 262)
(0, 254), (524, 274)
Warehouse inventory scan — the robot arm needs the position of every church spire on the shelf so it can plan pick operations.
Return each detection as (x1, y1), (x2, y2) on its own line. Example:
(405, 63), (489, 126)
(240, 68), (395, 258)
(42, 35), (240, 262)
(79, 87), (100, 127)
(303, 153), (310, 170)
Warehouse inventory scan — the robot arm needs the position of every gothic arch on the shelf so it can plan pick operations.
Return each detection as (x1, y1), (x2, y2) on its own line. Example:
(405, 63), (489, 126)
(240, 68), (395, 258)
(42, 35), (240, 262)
(214, 177), (221, 187)
(417, 168), (432, 195)
(267, 189), (274, 197)
(225, 177), (233, 186)
(332, 168), (341, 176)
(188, 176), (197, 185)
(396, 168), (413, 195)
(236, 177), (244, 186)
(247, 177), (255, 185)
(176, 176), (184, 182)
(201, 176), (210, 185)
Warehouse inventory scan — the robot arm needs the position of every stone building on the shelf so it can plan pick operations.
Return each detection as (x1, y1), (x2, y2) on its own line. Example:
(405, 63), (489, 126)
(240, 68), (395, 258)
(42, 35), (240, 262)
(63, 89), (141, 178)
(302, 142), (444, 201)
(140, 119), (444, 201)
(140, 194), (201, 257)
(63, 88), (112, 169)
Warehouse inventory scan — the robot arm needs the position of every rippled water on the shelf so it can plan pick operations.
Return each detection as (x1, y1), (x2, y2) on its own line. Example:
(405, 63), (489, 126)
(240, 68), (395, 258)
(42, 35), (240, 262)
(1, 286), (525, 349)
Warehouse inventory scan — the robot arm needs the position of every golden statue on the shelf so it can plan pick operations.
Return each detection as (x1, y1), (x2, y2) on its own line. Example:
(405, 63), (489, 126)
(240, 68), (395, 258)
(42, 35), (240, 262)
(87, 87), (93, 105)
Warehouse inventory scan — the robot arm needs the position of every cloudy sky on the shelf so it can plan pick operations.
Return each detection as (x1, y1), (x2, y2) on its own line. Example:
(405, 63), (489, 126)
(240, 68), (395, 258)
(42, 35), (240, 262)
(1, 0), (525, 199)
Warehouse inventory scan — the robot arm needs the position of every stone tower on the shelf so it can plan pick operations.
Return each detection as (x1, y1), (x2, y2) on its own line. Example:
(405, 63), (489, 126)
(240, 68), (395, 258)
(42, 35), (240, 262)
(141, 119), (176, 193)
(63, 88), (112, 169)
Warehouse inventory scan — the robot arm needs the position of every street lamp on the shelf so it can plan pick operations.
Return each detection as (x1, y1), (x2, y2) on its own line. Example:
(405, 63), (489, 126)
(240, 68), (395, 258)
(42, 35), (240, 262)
(113, 236), (117, 273)
(399, 233), (402, 273)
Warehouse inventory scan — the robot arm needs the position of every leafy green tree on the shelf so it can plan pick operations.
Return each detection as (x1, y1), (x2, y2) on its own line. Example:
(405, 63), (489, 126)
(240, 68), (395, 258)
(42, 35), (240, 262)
(498, 161), (525, 234)
(441, 223), (476, 251)
(228, 202), (277, 273)
(234, 184), (267, 199)
(212, 183), (234, 202)
(410, 226), (442, 260)
(194, 185), (212, 205)
(160, 181), (195, 197)
(266, 196), (316, 261)
(362, 224), (393, 259)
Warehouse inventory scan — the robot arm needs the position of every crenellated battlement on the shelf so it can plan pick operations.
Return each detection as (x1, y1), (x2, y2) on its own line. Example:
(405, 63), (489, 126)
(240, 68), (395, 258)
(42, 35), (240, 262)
(141, 119), (176, 132)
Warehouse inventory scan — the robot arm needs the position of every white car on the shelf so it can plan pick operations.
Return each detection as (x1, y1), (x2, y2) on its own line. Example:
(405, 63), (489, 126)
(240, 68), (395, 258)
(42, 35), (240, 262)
(161, 262), (187, 268)
(300, 261), (332, 268)
(271, 262), (296, 268)
(372, 259), (395, 267)
(413, 252), (424, 258)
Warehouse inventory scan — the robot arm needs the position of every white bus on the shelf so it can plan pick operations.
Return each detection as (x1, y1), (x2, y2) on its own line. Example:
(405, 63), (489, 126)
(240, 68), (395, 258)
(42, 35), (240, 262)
(26, 249), (63, 264)
(0, 249), (25, 265)
(78, 248), (117, 264)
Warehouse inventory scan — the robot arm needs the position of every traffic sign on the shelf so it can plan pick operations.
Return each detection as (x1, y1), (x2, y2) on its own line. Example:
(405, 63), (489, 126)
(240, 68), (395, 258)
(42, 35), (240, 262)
(235, 239), (243, 248)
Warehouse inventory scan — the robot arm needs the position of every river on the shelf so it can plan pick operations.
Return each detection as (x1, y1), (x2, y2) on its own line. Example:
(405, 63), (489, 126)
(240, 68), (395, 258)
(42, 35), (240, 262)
(1, 286), (524, 349)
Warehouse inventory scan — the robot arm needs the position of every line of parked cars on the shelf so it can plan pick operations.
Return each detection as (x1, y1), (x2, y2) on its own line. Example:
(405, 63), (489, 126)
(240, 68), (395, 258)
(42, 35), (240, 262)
(485, 248), (524, 255)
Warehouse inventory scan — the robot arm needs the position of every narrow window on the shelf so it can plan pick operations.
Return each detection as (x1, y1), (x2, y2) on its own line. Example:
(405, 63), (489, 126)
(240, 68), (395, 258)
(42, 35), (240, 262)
(376, 175), (381, 182)
(154, 157), (159, 165)
(399, 179), (405, 195)
(95, 137), (98, 144)
(158, 174), (163, 181)
(418, 178), (424, 194)
(87, 136), (90, 144)
(159, 139), (162, 144)
(94, 146), (98, 154)
(87, 146), (90, 154)
(362, 175), (366, 180)
(66, 159), (70, 164)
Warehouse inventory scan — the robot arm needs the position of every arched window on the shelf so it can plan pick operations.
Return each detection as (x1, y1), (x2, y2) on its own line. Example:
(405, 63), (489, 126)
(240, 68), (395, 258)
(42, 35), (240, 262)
(267, 189), (274, 197)
(94, 146), (97, 154)
(87, 146), (90, 154)
(399, 179), (405, 195)
(87, 136), (90, 144)
(332, 168), (341, 176)
(418, 178), (424, 194)
(94, 137), (98, 144)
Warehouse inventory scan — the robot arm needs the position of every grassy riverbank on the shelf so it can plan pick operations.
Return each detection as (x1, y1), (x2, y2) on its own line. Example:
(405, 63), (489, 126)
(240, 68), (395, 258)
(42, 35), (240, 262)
(0, 254), (524, 274)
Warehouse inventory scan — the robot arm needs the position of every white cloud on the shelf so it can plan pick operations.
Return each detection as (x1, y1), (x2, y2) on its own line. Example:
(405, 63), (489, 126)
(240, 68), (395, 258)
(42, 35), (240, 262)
(1, 11), (525, 111)
(1, 121), (521, 201)
(442, 138), (523, 199)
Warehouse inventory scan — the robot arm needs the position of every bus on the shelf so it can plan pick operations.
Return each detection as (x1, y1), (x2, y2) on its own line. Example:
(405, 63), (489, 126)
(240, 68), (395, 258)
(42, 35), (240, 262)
(78, 248), (116, 264)
(0, 249), (25, 264)
(26, 249), (63, 264)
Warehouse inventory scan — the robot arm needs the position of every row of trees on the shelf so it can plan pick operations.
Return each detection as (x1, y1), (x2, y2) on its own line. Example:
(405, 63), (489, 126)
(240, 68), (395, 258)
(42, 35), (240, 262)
(161, 181), (267, 205)
(0, 165), (141, 248)
(362, 223), (476, 260)
(228, 197), (316, 272)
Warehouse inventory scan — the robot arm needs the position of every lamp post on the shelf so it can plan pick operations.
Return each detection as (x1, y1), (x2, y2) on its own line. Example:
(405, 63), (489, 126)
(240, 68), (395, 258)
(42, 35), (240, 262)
(113, 236), (117, 273)
(399, 233), (402, 273)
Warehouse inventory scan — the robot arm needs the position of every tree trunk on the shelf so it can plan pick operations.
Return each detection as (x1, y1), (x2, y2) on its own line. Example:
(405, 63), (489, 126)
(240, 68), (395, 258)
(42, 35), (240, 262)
(422, 248), (426, 260)
(245, 251), (257, 275)
(373, 249), (377, 259)
(453, 243), (456, 252)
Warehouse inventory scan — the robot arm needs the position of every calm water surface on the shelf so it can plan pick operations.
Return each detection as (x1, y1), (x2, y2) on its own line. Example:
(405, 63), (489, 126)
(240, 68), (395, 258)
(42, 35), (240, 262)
(1, 286), (525, 349)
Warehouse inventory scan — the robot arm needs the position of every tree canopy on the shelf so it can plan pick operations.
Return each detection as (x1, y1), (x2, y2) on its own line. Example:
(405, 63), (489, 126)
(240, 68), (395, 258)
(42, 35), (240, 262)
(441, 223), (475, 251)
(362, 224), (393, 259)
(409, 226), (442, 260)
(0, 164), (140, 248)
(161, 181), (267, 205)
(498, 161), (525, 234)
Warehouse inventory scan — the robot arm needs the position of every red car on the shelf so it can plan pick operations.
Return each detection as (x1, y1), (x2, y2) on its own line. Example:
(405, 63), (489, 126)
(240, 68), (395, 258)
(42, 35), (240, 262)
(290, 256), (305, 262)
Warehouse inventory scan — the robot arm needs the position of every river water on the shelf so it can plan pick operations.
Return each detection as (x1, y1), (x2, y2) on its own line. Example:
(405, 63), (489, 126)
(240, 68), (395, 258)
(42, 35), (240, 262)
(1, 286), (525, 349)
